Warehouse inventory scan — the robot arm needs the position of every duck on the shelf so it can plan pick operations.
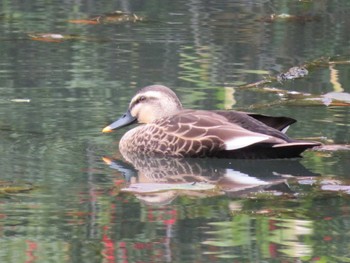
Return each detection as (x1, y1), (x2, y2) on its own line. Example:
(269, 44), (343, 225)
(102, 85), (321, 159)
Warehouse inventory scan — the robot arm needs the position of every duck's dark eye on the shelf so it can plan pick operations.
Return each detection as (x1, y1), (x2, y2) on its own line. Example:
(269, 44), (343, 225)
(137, 96), (146, 103)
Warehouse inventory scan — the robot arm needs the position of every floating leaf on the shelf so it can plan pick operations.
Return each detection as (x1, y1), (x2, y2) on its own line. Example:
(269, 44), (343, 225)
(28, 33), (77, 42)
(258, 13), (321, 23)
(67, 19), (100, 25)
(68, 10), (144, 25)
(28, 33), (100, 43)
(0, 181), (34, 195)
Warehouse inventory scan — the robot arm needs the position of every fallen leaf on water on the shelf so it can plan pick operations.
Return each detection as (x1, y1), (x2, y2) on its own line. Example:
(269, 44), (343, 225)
(67, 19), (100, 25)
(68, 10), (144, 25)
(258, 13), (321, 23)
(28, 33), (66, 42)
(0, 181), (34, 195)
(28, 33), (101, 43)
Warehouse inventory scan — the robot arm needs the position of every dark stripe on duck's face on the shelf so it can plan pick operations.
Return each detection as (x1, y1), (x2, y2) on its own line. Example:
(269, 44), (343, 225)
(102, 109), (137, 133)
(129, 95), (147, 110)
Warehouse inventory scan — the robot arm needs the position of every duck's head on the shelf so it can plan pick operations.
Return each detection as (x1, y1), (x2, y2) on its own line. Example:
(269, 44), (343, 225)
(102, 85), (183, 132)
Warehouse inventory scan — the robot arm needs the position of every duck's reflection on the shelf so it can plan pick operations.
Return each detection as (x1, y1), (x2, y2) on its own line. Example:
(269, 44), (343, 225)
(103, 151), (318, 205)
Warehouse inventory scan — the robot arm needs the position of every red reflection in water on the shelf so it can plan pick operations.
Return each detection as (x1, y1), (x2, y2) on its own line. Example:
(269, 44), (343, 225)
(98, 205), (178, 262)
(323, 236), (333, 241)
(25, 240), (38, 263)
(118, 241), (128, 263)
(102, 226), (116, 263)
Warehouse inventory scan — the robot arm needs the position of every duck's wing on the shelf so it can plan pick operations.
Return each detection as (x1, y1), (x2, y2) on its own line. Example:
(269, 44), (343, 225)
(212, 110), (294, 141)
(213, 110), (296, 133)
(152, 110), (286, 156)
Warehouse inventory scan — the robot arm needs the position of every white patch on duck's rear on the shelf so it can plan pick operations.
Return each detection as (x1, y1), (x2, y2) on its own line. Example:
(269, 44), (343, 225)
(224, 134), (272, 150)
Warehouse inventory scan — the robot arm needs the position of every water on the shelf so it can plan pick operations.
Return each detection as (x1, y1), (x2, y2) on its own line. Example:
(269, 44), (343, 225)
(1, 0), (350, 262)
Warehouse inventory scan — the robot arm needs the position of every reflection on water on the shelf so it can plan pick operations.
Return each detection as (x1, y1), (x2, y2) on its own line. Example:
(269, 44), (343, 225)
(103, 148), (320, 205)
(203, 215), (314, 260)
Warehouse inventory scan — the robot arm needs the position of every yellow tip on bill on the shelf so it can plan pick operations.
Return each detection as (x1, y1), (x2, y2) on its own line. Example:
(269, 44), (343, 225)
(102, 126), (113, 133)
(102, 156), (112, 165)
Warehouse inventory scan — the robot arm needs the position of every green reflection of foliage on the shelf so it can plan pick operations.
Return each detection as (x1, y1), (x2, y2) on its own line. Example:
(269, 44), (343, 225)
(178, 45), (232, 109)
(178, 46), (213, 87)
(302, 151), (350, 179)
(203, 214), (314, 261)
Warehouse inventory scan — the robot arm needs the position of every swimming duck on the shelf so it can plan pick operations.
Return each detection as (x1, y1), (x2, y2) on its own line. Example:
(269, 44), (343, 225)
(102, 85), (320, 159)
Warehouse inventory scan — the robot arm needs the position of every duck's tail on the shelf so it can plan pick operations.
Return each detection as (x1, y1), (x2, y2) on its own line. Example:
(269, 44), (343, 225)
(219, 141), (321, 159)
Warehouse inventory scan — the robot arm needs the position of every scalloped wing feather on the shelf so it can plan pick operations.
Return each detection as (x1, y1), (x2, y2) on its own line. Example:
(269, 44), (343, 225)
(156, 111), (286, 152)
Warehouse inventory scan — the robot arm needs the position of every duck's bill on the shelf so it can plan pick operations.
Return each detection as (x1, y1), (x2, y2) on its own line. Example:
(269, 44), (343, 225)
(102, 110), (137, 133)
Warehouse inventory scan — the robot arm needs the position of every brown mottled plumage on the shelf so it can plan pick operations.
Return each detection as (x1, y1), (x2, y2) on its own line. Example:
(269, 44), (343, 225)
(102, 85), (320, 159)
